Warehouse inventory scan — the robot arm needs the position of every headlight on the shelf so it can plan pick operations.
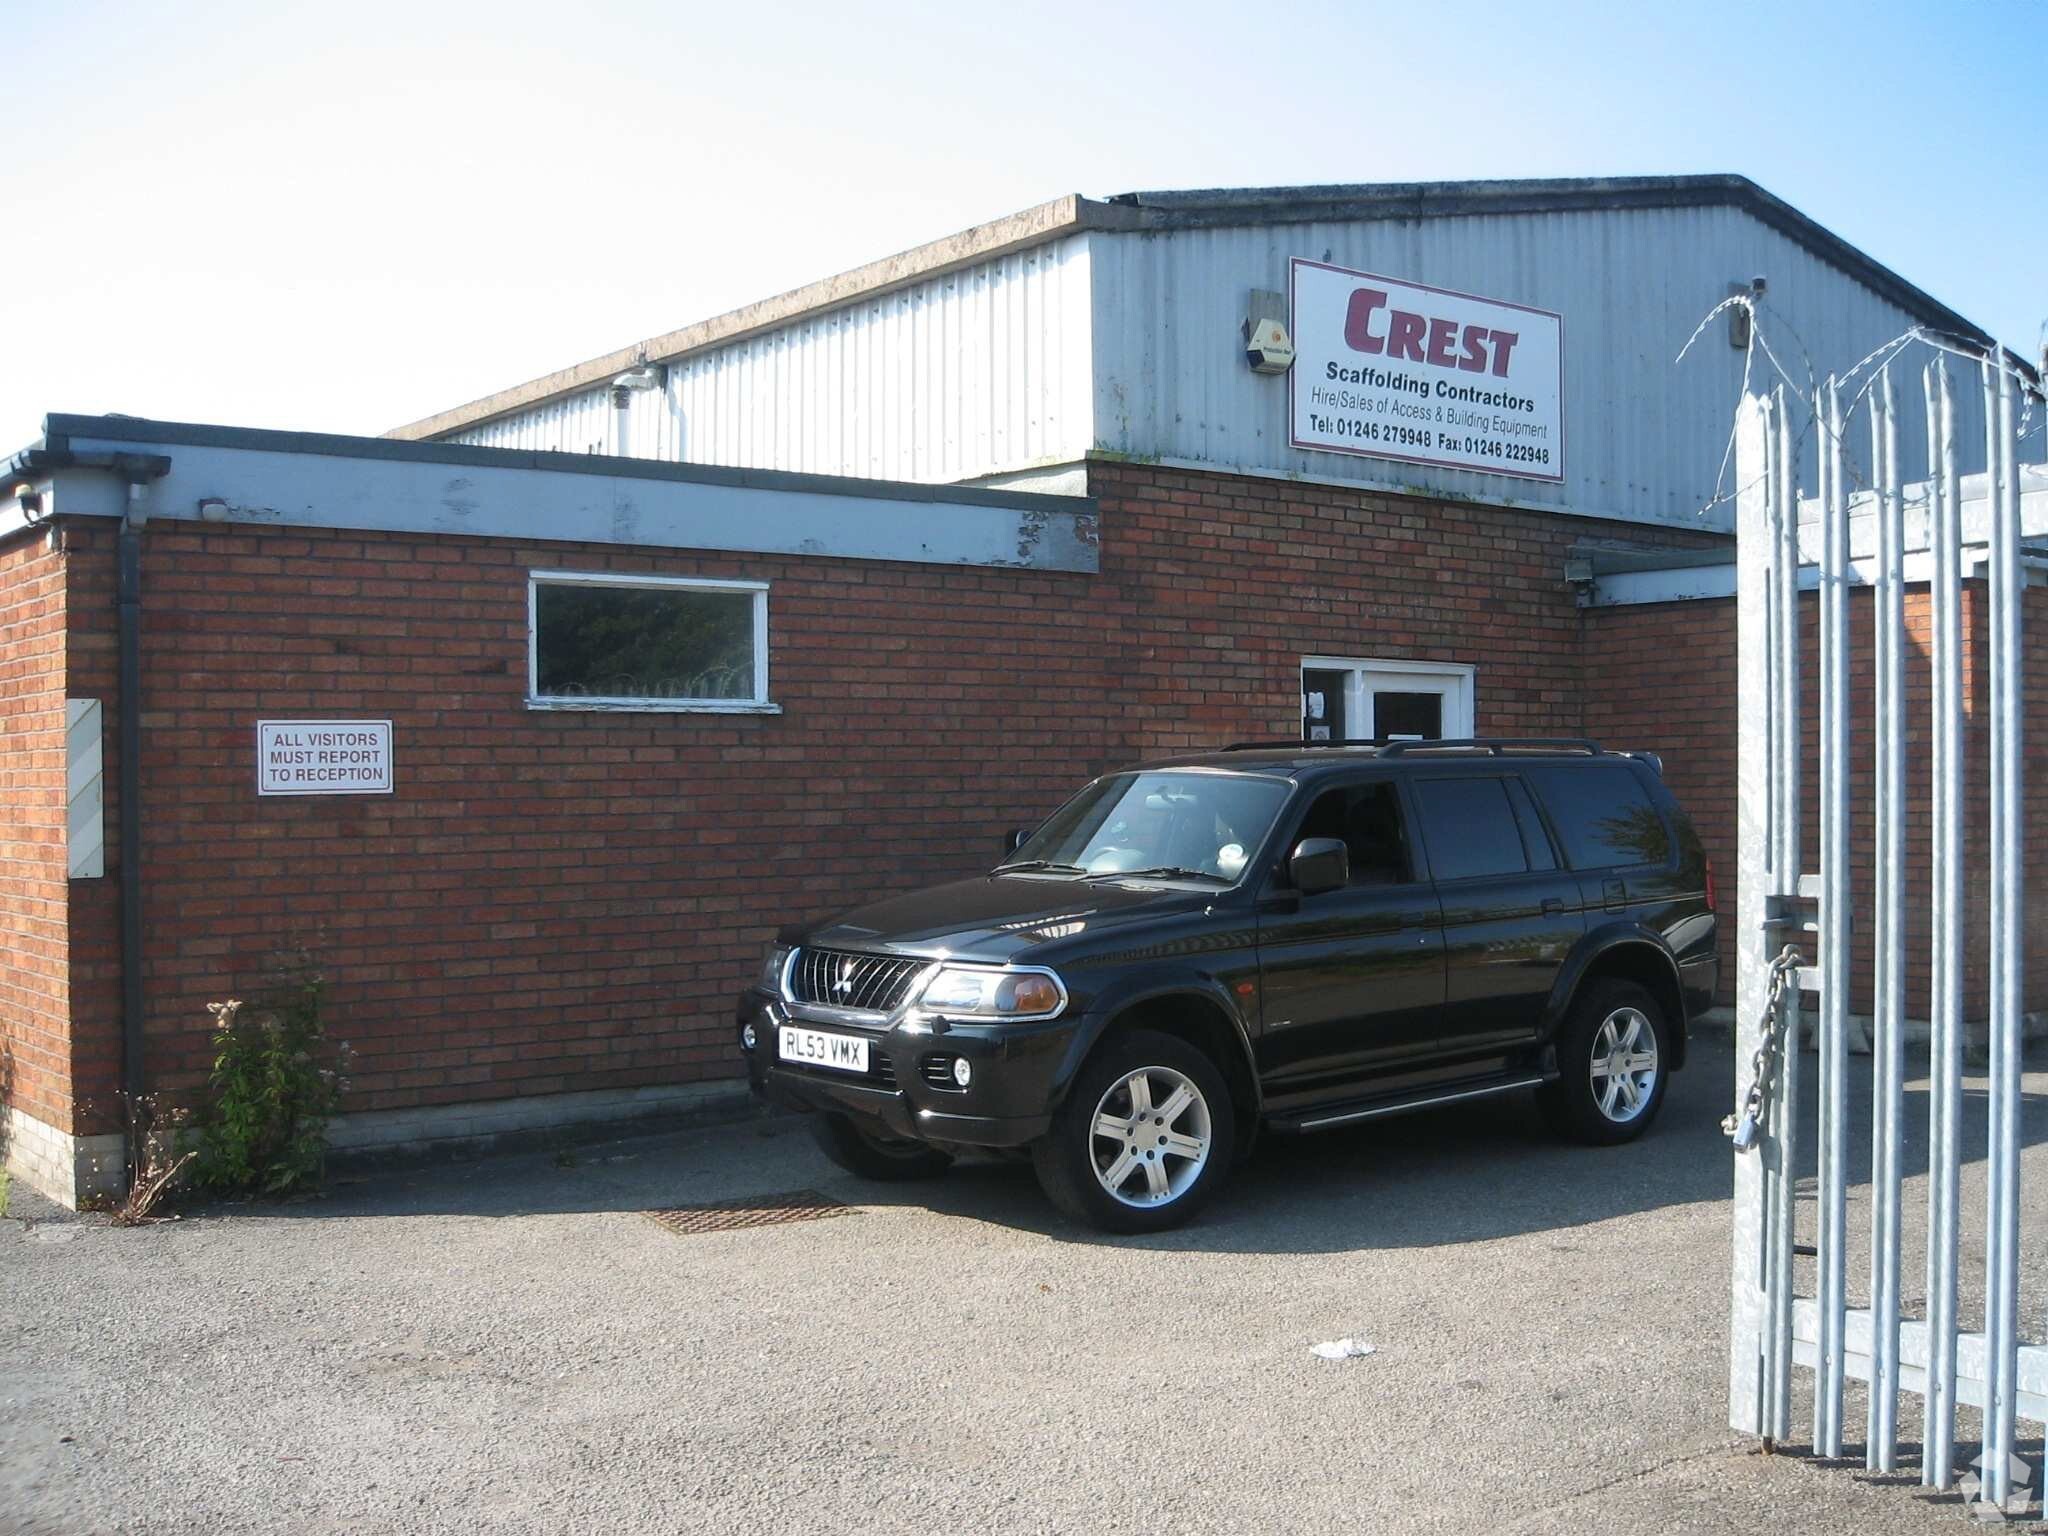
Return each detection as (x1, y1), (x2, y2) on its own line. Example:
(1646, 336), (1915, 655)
(914, 965), (1067, 1021)
(758, 944), (791, 992)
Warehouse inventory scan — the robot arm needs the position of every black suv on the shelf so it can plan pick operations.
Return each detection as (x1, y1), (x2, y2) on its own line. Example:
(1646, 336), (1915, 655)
(738, 739), (1717, 1233)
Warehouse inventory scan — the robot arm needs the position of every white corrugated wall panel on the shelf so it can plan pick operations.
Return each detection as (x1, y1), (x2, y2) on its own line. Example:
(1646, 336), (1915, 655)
(451, 237), (1094, 484)
(1087, 209), (1994, 530)
(454, 389), (616, 456)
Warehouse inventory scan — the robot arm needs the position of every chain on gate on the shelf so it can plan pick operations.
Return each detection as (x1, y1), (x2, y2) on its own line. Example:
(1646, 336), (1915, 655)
(1723, 945), (1803, 1153)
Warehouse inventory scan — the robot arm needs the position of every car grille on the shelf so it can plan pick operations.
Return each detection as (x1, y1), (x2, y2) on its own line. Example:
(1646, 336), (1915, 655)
(786, 948), (927, 1014)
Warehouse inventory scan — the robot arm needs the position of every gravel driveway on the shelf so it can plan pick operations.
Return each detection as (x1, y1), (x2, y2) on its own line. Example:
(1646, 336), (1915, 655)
(5, 1033), (2044, 1535)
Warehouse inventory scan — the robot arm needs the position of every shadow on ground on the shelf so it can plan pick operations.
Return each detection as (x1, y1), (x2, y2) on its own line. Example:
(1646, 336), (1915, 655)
(1782, 1435), (2048, 1525)
(193, 1034), (2048, 1262)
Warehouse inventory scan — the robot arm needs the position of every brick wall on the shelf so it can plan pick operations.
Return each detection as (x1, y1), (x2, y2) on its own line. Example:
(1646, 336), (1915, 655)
(55, 519), (1121, 1131)
(1582, 598), (1739, 1004)
(40, 464), (1732, 1134)
(1585, 584), (2048, 1018)
(1083, 461), (1725, 757)
(0, 532), (73, 1133)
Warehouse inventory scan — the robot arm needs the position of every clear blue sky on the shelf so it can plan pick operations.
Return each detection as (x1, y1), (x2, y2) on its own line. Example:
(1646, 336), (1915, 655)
(4, 0), (2042, 448)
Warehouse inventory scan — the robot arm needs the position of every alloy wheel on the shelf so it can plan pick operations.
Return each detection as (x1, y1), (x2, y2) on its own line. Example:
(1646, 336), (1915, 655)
(1089, 1065), (1212, 1207)
(1589, 1006), (1660, 1123)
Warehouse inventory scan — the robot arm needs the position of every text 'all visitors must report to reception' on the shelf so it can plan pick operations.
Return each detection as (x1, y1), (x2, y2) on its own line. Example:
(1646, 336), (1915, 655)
(1289, 257), (1563, 482)
(256, 720), (394, 796)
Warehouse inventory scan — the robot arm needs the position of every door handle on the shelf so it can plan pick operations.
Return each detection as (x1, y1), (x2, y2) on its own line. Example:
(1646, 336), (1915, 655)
(1541, 897), (1566, 917)
(1602, 878), (1627, 912)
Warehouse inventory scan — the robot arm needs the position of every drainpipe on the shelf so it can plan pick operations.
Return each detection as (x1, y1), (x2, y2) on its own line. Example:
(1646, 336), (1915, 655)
(607, 363), (666, 459)
(117, 482), (146, 1117)
(610, 384), (632, 460)
(8, 439), (169, 1171)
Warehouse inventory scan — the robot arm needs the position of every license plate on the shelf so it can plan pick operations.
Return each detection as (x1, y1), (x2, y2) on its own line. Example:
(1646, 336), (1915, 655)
(778, 1025), (871, 1074)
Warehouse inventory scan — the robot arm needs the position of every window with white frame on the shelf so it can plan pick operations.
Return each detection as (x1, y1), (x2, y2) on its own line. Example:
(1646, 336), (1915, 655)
(528, 572), (774, 712)
(1300, 658), (1473, 743)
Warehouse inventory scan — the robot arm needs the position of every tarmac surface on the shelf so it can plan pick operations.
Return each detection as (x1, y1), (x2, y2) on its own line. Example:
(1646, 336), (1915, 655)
(5, 1031), (2046, 1535)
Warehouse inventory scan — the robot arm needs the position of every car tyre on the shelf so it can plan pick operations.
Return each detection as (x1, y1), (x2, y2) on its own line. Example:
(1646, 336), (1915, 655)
(1538, 978), (1672, 1146)
(1032, 1028), (1237, 1234)
(810, 1112), (954, 1181)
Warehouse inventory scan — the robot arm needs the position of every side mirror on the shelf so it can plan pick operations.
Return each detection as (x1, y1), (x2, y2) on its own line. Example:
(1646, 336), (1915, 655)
(1003, 826), (1032, 855)
(1290, 837), (1350, 896)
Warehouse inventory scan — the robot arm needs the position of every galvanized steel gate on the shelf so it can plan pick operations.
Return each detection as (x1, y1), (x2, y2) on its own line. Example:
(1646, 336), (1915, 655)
(1729, 358), (2039, 1509)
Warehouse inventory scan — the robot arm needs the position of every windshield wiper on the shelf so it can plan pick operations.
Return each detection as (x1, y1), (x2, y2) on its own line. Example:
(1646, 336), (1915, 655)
(993, 859), (1087, 876)
(1082, 866), (1229, 884)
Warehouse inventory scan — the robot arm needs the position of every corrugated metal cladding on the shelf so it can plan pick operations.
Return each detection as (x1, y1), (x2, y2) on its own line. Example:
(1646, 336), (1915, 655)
(449, 200), (1999, 531)
(452, 239), (1096, 481)
(1088, 206), (1993, 531)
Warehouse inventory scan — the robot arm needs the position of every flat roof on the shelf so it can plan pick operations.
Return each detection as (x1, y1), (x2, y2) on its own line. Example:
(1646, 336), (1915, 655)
(4, 413), (1100, 573)
(15, 412), (1073, 513)
(389, 174), (2021, 444)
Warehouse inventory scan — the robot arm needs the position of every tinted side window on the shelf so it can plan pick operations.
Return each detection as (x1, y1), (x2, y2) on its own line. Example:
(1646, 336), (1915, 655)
(1412, 777), (1529, 882)
(1525, 763), (1673, 870)
(1292, 781), (1415, 886)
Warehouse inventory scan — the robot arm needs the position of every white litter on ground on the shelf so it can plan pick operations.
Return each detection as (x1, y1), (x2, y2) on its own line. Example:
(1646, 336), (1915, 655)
(1310, 1338), (1376, 1361)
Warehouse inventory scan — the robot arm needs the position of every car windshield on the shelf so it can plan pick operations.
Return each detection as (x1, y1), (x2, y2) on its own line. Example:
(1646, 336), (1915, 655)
(1000, 771), (1291, 884)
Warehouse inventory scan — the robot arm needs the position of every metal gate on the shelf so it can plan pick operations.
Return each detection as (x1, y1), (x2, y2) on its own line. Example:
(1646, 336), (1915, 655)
(1728, 355), (2040, 1510)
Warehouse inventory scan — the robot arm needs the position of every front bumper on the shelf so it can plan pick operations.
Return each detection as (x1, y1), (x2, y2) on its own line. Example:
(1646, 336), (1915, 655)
(736, 988), (1071, 1149)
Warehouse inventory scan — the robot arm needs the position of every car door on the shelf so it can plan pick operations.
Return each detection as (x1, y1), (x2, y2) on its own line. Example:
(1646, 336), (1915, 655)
(1253, 775), (1447, 1100)
(1407, 770), (1587, 1058)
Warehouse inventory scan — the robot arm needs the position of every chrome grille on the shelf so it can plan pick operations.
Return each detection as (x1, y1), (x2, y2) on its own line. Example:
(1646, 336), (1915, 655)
(787, 948), (926, 1014)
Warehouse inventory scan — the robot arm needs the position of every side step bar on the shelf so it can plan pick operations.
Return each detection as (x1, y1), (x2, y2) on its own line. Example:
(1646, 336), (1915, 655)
(1269, 1074), (1549, 1135)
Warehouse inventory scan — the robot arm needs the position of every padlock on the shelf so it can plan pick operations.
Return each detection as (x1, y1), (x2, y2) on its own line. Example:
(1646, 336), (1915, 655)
(1729, 1111), (1760, 1152)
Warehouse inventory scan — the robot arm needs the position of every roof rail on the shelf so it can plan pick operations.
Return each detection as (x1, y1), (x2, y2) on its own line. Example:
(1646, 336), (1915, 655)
(1224, 738), (1389, 751)
(1222, 736), (1606, 757)
(1378, 737), (1604, 757)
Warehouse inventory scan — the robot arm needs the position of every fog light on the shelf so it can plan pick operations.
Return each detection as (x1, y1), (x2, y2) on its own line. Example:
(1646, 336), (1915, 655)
(742, 1022), (758, 1051)
(952, 1056), (972, 1088)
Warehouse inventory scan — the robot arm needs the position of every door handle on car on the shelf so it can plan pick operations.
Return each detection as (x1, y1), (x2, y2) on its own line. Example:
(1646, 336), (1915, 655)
(1541, 897), (1566, 917)
(1602, 878), (1627, 912)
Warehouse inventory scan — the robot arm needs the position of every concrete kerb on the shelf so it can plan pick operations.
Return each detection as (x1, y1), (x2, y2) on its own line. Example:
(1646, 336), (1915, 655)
(322, 1079), (778, 1176)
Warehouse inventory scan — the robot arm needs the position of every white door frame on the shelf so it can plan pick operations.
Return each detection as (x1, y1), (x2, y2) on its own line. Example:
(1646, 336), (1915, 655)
(1301, 657), (1475, 740)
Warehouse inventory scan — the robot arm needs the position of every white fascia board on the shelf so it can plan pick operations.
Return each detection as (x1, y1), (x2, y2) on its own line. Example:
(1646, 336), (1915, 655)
(1793, 469), (2048, 561)
(1585, 549), (2046, 607)
(54, 437), (1099, 573)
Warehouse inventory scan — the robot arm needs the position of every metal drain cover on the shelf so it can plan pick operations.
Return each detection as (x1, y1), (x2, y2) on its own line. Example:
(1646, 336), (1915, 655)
(643, 1190), (852, 1236)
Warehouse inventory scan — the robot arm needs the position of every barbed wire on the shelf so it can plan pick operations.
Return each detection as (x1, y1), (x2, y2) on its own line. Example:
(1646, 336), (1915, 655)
(1677, 298), (2044, 521)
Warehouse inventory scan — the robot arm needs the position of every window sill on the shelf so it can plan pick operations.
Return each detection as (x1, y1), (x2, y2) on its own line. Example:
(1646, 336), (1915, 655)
(525, 698), (783, 716)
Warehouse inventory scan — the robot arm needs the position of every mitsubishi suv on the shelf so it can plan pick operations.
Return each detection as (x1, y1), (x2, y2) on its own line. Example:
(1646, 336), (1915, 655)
(737, 739), (1717, 1233)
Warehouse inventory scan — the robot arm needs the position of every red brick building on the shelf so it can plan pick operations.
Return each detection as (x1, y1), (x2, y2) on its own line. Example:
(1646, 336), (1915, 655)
(5, 177), (2039, 1204)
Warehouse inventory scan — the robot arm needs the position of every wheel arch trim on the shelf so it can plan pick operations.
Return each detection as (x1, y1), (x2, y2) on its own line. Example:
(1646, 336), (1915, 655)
(1051, 974), (1263, 1121)
(1545, 926), (1689, 1069)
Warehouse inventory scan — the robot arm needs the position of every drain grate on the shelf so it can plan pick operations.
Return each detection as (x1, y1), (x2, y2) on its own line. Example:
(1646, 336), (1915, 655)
(642, 1190), (852, 1236)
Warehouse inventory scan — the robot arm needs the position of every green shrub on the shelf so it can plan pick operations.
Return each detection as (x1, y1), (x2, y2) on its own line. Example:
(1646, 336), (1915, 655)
(188, 956), (351, 1197)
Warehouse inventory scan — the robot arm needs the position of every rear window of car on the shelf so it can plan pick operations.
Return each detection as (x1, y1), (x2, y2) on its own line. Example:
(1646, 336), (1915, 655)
(1412, 777), (1529, 881)
(1524, 762), (1673, 870)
